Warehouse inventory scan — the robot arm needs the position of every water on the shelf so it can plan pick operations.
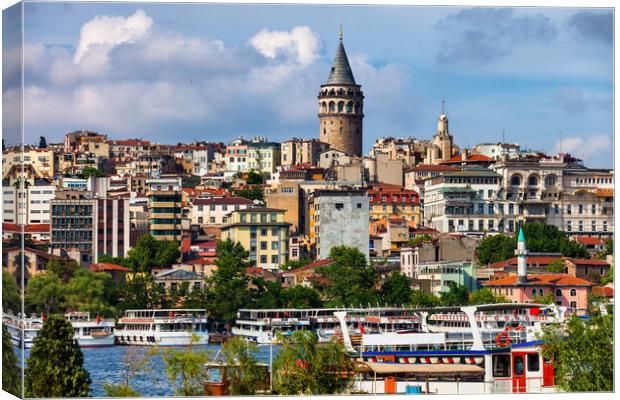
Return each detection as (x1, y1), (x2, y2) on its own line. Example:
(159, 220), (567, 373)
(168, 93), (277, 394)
(21, 344), (277, 397)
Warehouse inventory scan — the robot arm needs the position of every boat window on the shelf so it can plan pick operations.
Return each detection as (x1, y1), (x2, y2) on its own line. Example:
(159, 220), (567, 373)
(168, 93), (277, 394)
(492, 354), (511, 377)
(527, 353), (540, 372)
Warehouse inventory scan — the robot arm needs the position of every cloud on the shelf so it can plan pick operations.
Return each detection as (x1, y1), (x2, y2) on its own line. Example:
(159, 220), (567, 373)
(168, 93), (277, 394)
(249, 26), (323, 67)
(74, 9), (153, 63)
(568, 11), (613, 45)
(435, 8), (557, 65)
(553, 86), (612, 114)
(553, 134), (611, 166)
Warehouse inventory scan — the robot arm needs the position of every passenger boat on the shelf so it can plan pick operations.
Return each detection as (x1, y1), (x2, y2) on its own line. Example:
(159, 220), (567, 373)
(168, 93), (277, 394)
(337, 303), (565, 395)
(65, 312), (115, 348)
(2, 313), (42, 349)
(115, 309), (209, 346)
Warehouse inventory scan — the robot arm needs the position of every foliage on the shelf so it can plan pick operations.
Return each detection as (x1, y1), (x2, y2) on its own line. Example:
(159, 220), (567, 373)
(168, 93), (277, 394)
(410, 290), (441, 307)
(2, 269), (21, 314)
(24, 272), (66, 315)
(159, 334), (210, 396)
(117, 273), (171, 311)
(206, 239), (252, 321)
(532, 292), (555, 305)
(315, 246), (379, 307)
(272, 330), (354, 395)
(182, 175), (201, 189)
(380, 271), (412, 306)
(221, 336), (266, 395)
(475, 234), (515, 265)
(600, 267), (613, 286)
(2, 325), (21, 398)
(595, 238), (613, 260)
(127, 234), (180, 272)
(405, 234), (431, 247)
(97, 254), (134, 269)
(281, 258), (312, 271)
(468, 287), (508, 305)
(540, 314), (613, 392)
(246, 171), (264, 185)
(281, 286), (324, 309)
(233, 186), (264, 201)
(25, 315), (91, 397)
(521, 222), (589, 258)
(64, 268), (118, 317)
(102, 346), (155, 397)
(38, 136), (47, 148)
(546, 259), (566, 273)
(47, 258), (80, 283)
(439, 281), (470, 306)
(82, 166), (105, 179)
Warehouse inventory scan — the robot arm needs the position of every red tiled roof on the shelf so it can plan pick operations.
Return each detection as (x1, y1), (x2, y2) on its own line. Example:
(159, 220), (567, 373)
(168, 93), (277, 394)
(489, 256), (609, 269)
(592, 286), (614, 298)
(596, 188), (613, 197)
(185, 257), (216, 265)
(281, 258), (333, 275)
(108, 139), (151, 146)
(2, 223), (50, 233)
(192, 197), (254, 206)
(442, 153), (495, 164)
(484, 274), (594, 287)
(574, 236), (604, 246)
(90, 263), (132, 272)
(410, 164), (459, 172)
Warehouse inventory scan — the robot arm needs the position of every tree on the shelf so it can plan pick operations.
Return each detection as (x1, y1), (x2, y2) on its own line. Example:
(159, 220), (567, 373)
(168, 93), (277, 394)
(405, 234), (431, 247)
(182, 175), (201, 189)
(2, 325), (20, 398)
(476, 234), (515, 265)
(380, 272), (412, 306)
(127, 234), (179, 272)
(272, 330), (354, 395)
(64, 269), (118, 317)
(24, 272), (66, 315)
(233, 186), (264, 201)
(281, 258), (312, 271)
(546, 259), (566, 273)
(410, 290), (440, 307)
(540, 314), (613, 392)
(160, 334), (210, 396)
(102, 346), (155, 397)
(439, 281), (469, 306)
(221, 336), (266, 395)
(97, 254), (133, 269)
(521, 222), (589, 258)
(25, 315), (91, 397)
(532, 292), (555, 304)
(282, 286), (324, 309)
(315, 246), (379, 307)
(206, 239), (252, 322)
(47, 258), (80, 283)
(2, 269), (21, 314)
(246, 171), (264, 185)
(600, 267), (613, 286)
(38, 136), (47, 148)
(82, 166), (105, 179)
(468, 287), (507, 305)
(595, 238), (613, 260)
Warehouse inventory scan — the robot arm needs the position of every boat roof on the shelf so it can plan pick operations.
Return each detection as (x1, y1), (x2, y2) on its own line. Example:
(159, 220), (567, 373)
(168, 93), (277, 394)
(411, 303), (550, 313)
(358, 362), (485, 377)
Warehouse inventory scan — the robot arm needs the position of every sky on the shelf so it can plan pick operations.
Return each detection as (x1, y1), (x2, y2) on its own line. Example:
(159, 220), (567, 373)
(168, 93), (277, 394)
(1, 2), (614, 168)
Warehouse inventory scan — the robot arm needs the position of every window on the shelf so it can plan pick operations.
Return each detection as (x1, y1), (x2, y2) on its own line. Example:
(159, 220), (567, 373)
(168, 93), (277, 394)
(591, 204), (596, 214)
(250, 232), (257, 239)
(567, 221), (572, 232)
(335, 203), (344, 210)
(271, 241), (279, 250)
(532, 288), (537, 297)
(570, 288), (577, 297)
(492, 355), (511, 377)
(567, 205), (571, 215)
(578, 204), (583, 214)
(555, 288), (562, 297)
(578, 221), (583, 232)
(527, 354), (540, 372)
(570, 301), (577, 309)
(603, 221), (608, 232)
(357, 203), (362, 209)
(514, 356), (525, 376)
(511, 176), (521, 186)
(260, 255), (267, 264)
(591, 221), (596, 232)
(209, 217), (215, 223)
(261, 229), (268, 236)
(260, 241), (267, 250)
(271, 255), (278, 264)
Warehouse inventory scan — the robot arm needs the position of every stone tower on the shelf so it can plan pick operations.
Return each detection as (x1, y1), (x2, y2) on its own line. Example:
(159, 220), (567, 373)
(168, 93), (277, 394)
(427, 101), (454, 164)
(318, 27), (364, 156)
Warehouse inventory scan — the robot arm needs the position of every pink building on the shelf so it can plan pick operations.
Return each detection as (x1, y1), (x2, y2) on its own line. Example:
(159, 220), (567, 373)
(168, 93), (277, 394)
(483, 274), (594, 315)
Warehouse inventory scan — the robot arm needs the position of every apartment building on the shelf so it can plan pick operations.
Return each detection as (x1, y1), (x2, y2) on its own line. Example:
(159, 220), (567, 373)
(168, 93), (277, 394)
(2, 147), (55, 179)
(281, 138), (330, 167)
(147, 177), (183, 241)
(367, 183), (421, 225)
(190, 197), (254, 225)
(2, 178), (55, 224)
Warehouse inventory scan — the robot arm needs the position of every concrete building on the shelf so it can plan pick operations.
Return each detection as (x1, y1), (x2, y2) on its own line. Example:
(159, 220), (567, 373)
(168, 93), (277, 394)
(472, 143), (522, 161)
(2, 178), (55, 224)
(2, 147), (55, 179)
(368, 183), (421, 225)
(308, 189), (369, 260)
(281, 138), (330, 167)
(318, 29), (364, 156)
(265, 181), (302, 233)
(416, 261), (477, 296)
(247, 140), (281, 174)
(147, 177), (183, 241)
(364, 153), (405, 186)
(425, 108), (456, 165)
(190, 197), (254, 225)
(400, 235), (479, 279)
(221, 207), (290, 271)
(369, 137), (425, 169)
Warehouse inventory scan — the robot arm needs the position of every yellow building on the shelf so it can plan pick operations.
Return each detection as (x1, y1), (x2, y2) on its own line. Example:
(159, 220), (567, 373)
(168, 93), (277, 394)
(221, 207), (290, 271)
(2, 147), (55, 179)
(147, 178), (183, 241)
(368, 183), (421, 226)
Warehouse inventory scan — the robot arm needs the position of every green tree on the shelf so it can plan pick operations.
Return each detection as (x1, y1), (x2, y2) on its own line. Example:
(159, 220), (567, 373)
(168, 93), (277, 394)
(532, 292), (555, 304)
(2, 269), (21, 314)
(246, 171), (264, 185)
(315, 246), (379, 307)
(127, 234), (179, 272)
(47, 258), (80, 283)
(546, 259), (566, 273)
(476, 234), (516, 265)
(38, 136), (47, 148)
(380, 271), (412, 306)
(468, 287), (507, 305)
(439, 281), (469, 306)
(221, 336), (266, 395)
(600, 267), (613, 286)
(272, 330), (354, 395)
(521, 222), (589, 258)
(97, 254), (134, 269)
(233, 186), (264, 201)
(25, 315), (91, 397)
(281, 258), (312, 271)
(206, 240), (252, 321)
(81, 166), (105, 179)
(64, 269), (118, 317)
(160, 334), (210, 396)
(595, 238), (613, 260)
(405, 234), (431, 247)
(410, 290), (441, 307)
(24, 272), (66, 315)
(282, 286), (324, 309)
(182, 175), (201, 189)
(2, 325), (21, 398)
(540, 314), (613, 392)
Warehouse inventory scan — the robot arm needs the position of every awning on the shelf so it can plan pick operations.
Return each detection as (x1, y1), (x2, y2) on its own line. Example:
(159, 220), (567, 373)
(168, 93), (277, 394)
(358, 362), (485, 377)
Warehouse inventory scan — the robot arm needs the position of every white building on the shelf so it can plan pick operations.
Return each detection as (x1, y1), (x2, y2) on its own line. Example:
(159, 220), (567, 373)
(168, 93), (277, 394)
(2, 180), (55, 224)
(190, 197), (255, 225)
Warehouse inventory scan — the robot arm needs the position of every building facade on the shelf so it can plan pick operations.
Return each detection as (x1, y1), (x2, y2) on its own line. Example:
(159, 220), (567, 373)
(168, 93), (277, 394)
(147, 177), (183, 241)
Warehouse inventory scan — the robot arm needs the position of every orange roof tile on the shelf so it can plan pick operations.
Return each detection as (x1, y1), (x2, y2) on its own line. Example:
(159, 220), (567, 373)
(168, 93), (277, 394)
(484, 274), (594, 287)
(574, 236), (605, 246)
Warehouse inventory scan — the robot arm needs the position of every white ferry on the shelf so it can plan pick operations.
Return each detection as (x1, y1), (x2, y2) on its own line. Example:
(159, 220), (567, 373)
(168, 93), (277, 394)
(2, 313), (42, 349)
(65, 312), (115, 348)
(115, 309), (209, 346)
(339, 303), (565, 395)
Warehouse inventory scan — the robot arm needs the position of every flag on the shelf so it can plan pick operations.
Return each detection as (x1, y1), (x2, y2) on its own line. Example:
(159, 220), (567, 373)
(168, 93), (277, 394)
(359, 322), (365, 334)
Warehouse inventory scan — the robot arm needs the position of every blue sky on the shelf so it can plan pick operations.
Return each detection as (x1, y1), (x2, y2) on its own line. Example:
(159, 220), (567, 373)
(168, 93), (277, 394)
(2, 2), (614, 167)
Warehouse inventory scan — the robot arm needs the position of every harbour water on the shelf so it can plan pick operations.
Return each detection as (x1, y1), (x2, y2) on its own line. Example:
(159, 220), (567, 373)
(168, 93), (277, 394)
(20, 344), (277, 397)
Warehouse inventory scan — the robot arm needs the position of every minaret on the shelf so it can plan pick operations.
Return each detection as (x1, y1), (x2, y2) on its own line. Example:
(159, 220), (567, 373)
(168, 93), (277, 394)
(515, 226), (528, 284)
(427, 100), (454, 165)
(318, 26), (364, 156)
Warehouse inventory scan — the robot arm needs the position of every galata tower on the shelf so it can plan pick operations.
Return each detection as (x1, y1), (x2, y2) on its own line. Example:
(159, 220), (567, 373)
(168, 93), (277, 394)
(318, 27), (364, 156)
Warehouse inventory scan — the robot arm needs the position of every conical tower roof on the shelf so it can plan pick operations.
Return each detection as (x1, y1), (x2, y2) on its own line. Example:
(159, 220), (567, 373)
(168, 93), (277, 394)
(325, 29), (356, 86)
(518, 226), (525, 243)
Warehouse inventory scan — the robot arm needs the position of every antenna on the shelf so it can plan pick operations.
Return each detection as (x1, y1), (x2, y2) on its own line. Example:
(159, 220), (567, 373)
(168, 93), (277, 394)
(441, 99), (445, 115)
(502, 130), (505, 145)
(559, 131), (563, 154)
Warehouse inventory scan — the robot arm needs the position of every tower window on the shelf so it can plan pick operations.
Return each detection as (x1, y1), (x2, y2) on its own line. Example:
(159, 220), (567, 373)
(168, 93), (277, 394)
(346, 101), (353, 113)
(329, 101), (335, 112)
(338, 101), (344, 112)
(339, 127), (344, 134)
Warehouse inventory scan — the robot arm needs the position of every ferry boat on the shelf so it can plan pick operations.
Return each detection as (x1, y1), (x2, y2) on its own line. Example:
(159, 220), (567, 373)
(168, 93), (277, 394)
(65, 312), (115, 348)
(115, 309), (209, 346)
(2, 313), (42, 349)
(338, 303), (564, 395)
